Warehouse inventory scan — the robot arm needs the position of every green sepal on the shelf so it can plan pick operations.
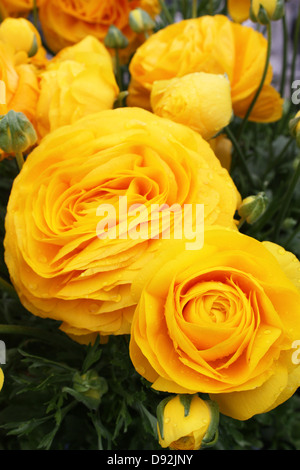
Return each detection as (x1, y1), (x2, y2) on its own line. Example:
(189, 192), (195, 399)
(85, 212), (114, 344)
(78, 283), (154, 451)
(179, 394), (194, 417)
(28, 34), (38, 58)
(201, 400), (219, 448)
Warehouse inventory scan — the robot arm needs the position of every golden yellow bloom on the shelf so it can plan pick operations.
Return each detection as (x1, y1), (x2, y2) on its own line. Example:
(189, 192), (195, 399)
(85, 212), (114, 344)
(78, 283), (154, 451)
(38, 0), (160, 54)
(151, 72), (232, 141)
(227, 0), (251, 23)
(157, 395), (217, 450)
(128, 15), (283, 123)
(0, 41), (39, 126)
(4, 108), (240, 343)
(0, 0), (33, 17)
(0, 369), (3, 391)
(129, 227), (300, 420)
(36, 36), (119, 140)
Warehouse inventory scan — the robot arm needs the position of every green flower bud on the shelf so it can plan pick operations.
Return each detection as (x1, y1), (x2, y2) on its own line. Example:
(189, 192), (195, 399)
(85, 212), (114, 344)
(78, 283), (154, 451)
(104, 25), (129, 49)
(129, 8), (155, 34)
(238, 192), (268, 224)
(68, 370), (108, 411)
(0, 110), (37, 155)
(250, 0), (285, 24)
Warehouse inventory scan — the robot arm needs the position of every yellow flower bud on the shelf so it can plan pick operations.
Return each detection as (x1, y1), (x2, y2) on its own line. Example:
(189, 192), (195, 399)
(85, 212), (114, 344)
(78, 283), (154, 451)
(238, 192), (268, 224)
(157, 395), (219, 450)
(104, 25), (129, 49)
(289, 111), (300, 147)
(0, 110), (37, 156)
(250, 0), (285, 23)
(0, 18), (40, 58)
(150, 72), (233, 140)
(129, 8), (155, 34)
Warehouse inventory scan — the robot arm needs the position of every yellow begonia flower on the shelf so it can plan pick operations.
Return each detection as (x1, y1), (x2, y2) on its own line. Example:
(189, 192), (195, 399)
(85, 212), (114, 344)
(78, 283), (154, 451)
(129, 226), (300, 420)
(128, 15), (283, 123)
(36, 36), (119, 140)
(4, 107), (240, 343)
(157, 395), (217, 450)
(228, 0), (251, 23)
(150, 72), (233, 141)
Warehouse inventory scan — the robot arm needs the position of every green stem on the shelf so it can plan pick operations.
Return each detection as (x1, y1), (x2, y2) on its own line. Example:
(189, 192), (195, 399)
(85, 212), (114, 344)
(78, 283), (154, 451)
(115, 49), (122, 92)
(238, 21), (272, 140)
(274, 159), (300, 242)
(192, 0), (198, 18)
(15, 151), (24, 171)
(33, 0), (38, 29)
(279, 14), (288, 97)
(224, 126), (257, 189)
(290, 5), (300, 91)
(158, 0), (173, 24)
(263, 136), (294, 178)
(0, 275), (17, 298)
(0, 324), (82, 350)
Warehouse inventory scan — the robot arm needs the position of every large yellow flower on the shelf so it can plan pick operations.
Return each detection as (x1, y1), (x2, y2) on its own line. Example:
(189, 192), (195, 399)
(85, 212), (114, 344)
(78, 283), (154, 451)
(4, 108), (240, 343)
(36, 36), (119, 140)
(38, 0), (160, 54)
(128, 15), (283, 123)
(129, 227), (300, 420)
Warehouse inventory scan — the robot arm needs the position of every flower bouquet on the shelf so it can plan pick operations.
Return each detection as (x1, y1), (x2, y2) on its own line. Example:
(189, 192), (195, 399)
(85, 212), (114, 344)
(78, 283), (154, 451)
(0, 0), (300, 452)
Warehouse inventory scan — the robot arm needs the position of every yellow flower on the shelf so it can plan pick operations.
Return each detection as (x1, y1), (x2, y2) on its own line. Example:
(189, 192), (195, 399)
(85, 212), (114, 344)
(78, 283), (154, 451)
(128, 15), (283, 123)
(35, 36), (119, 140)
(227, 0), (251, 23)
(0, 0), (33, 17)
(157, 395), (218, 450)
(38, 0), (160, 55)
(151, 72), (232, 141)
(129, 227), (300, 420)
(4, 108), (240, 343)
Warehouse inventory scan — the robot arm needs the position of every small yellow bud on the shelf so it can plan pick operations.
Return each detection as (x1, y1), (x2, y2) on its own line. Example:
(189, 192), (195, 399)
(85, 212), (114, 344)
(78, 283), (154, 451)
(129, 8), (155, 34)
(289, 111), (300, 147)
(104, 25), (129, 49)
(250, 0), (285, 24)
(238, 192), (268, 224)
(151, 72), (233, 141)
(0, 18), (40, 57)
(0, 110), (37, 155)
(157, 394), (219, 450)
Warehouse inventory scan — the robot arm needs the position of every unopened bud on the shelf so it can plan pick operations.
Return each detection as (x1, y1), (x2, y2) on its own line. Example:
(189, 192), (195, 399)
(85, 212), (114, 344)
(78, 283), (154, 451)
(0, 18), (39, 57)
(104, 25), (129, 49)
(72, 370), (108, 411)
(157, 394), (219, 450)
(250, 0), (285, 24)
(0, 110), (37, 155)
(129, 8), (155, 34)
(238, 192), (268, 224)
(289, 112), (300, 147)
